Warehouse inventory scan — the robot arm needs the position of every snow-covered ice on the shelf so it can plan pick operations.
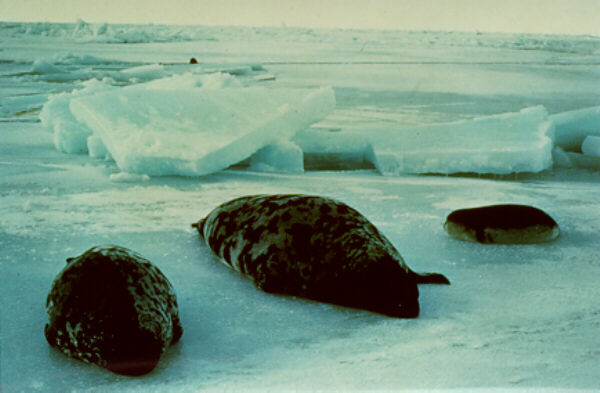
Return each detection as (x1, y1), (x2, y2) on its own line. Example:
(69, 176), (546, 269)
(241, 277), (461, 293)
(1, 21), (599, 392)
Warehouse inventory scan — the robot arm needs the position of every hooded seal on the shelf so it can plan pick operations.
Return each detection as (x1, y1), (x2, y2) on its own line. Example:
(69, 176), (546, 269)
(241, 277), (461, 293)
(192, 194), (449, 318)
(45, 245), (183, 376)
(444, 204), (560, 244)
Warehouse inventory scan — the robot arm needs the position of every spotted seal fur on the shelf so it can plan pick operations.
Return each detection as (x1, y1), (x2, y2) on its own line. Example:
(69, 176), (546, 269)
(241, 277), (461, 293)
(192, 194), (450, 318)
(444, 204), (560, 244)
(45, 245), (183, 376)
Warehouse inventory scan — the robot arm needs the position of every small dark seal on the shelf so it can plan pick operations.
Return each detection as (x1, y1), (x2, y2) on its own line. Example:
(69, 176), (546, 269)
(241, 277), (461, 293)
(45, 246), (183, 376)
(444, 204), (560, 244)
(189, 57), (198, 64)
(192, 194), (449, 318)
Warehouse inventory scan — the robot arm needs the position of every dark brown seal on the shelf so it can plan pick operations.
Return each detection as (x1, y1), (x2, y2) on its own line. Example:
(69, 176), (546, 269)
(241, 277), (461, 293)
(192, 194), (449, 318)
(45, 245), (183, 376)
(444, 204), (560, 244)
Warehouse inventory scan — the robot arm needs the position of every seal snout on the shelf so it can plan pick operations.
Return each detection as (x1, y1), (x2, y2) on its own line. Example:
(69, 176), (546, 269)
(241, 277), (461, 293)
(105, 329), (163, 376)
(395, 301), (420, 319)
(368, 290), (420, 318)
(388, 282), (420, 318)
(361, 267), (421, 318)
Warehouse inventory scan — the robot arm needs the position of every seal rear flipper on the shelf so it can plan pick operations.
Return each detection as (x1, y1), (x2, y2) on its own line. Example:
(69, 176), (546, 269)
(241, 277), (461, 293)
(410, 271), (450, 285)
(190, 220), (202, 230)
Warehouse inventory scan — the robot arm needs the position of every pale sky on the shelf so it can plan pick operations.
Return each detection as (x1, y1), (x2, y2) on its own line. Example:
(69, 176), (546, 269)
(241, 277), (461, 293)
(1, 0), (599, 36)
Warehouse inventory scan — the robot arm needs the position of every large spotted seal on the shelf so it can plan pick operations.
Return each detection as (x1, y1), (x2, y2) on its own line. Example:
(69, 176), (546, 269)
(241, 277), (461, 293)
(192, 194), (450, 318)
(444, 204), (560, 244)
(45, 246), (183, 376)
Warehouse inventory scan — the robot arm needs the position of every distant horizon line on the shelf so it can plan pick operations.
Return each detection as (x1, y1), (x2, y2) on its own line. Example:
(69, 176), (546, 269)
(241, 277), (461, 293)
(1, 18), (599, 38)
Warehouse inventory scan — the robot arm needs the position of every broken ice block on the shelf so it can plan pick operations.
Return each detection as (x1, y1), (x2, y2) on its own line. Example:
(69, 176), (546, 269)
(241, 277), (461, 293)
(371, 106), (553, 175)
(117, 64), (168, 82)
(70, 86), (335, 176)
(581, 135), (600, 158)
(564, 151), (600, 169)
(249, 140), (304, 173)
(40, 79), (115, 154)
(550, 106), (600, 151)
(87, 135), (111, 160)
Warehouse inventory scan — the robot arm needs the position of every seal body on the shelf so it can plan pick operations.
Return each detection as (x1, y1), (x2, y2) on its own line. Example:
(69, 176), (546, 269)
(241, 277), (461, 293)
(45, 246), (183, 376)
(192, 194), (449, 318)
(444, 204), (560, 244)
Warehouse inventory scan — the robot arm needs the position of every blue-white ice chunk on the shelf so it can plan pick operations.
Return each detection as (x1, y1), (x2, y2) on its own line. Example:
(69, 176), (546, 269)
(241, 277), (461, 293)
(140, 72), (240, 90)
(30, 59), (90, 82)
(52, 52), (120, 66)
(31, 60), (63, 74)
(249, 140), (304, 173)
(70, 86), (335, 176)
(87, 134), (111, 160)
(551, 147), (573, 168)
(115, 64), (168, 83)
(40, 79), (115, 154)
(581, 135), (600, 158)
(199, 73), (241, 89)
(372, 106), (554, 175)
(564, 151), (600, 169)
(550, 106), (600, 151)
(109, 172), (150, 182)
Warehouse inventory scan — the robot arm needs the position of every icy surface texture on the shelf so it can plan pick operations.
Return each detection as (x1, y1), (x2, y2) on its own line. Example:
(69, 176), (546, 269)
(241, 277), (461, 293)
(70, 86), (335, 176)
(371, 106), (554, 175)
(3, 21), (599, 55)
(550, 106), (600, 151)
(249, 140), (304, 173)
(0, 19), (216, 43)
